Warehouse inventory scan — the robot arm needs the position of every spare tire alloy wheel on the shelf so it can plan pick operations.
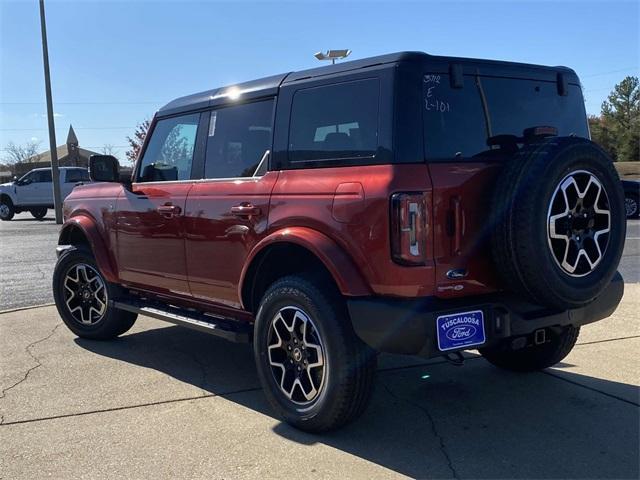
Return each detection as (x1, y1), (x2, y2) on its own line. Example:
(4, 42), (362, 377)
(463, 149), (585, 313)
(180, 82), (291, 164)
(63, 263), (108, 325)
(267, 306), (326, 408)
(548, 170), (611, 277)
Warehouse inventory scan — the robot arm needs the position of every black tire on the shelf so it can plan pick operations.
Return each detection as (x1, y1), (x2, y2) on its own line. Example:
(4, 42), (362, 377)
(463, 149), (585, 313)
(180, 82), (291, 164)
(0, 197), (15, 221)
(53, 245), (137, 340)
(30, 207), (47, 220)
(625, 193), (639, 219)
(491, 137), (626, 310)
(480, 326), (580, 372)
(254, 274), (376, 433)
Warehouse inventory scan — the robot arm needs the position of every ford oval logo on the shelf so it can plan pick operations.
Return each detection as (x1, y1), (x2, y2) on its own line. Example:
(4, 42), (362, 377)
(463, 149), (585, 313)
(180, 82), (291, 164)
(445, 325), (477, 341)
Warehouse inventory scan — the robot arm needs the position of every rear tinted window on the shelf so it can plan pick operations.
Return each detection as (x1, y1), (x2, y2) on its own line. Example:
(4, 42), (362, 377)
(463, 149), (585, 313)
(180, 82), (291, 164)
(288, 79), (379, 165)
(423, 74), (588, 160)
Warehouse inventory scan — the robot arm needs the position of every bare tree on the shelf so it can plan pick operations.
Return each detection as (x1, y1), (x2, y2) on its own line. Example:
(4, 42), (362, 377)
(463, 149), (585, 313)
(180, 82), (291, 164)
(3, 140), (42, 165)
(101, 144), (117, 156)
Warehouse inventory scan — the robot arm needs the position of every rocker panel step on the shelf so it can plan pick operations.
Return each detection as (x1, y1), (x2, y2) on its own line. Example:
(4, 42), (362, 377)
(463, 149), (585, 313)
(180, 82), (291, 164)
(111, 299), (252, 343)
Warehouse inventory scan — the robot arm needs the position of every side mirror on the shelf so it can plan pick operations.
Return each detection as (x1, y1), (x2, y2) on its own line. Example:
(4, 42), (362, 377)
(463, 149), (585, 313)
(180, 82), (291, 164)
(89, 155), (120, 182)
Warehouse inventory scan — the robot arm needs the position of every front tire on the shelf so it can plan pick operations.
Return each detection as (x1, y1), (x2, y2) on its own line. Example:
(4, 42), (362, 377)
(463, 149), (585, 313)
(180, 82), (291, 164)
(0, 197), (15, 221)
(30, 207), (47, 220)
(479, 326), (580, 372)
(53, 246), (137, 340)
(254, 274), (376, 433)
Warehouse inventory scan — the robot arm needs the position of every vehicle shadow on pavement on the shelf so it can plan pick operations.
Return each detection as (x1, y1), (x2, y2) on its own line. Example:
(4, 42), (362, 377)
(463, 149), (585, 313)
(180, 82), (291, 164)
(76, 325), (640, 480)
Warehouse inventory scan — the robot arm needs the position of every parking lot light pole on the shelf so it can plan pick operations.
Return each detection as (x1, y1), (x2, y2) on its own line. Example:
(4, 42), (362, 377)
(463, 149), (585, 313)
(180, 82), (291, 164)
(38, 0), (63, 224)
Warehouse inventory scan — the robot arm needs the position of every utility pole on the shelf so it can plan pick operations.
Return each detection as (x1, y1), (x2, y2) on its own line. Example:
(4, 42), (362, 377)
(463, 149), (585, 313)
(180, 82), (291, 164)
(38, 0), (63, 224)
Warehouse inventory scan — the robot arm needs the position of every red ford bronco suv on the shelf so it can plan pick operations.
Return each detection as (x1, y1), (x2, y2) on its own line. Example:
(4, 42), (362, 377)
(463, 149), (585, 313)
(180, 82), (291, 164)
(53, 52), (626, 432)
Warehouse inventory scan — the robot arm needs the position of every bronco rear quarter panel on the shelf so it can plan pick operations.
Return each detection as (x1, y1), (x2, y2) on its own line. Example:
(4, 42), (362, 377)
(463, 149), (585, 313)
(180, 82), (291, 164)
(268, 164), (437, 297)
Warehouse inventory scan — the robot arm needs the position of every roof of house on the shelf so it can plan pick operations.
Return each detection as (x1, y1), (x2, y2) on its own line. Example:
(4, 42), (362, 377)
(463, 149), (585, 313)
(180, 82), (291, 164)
(159, 51), (579, 116)
(28, 144), (100, 164)
(25, 125), (99, 164)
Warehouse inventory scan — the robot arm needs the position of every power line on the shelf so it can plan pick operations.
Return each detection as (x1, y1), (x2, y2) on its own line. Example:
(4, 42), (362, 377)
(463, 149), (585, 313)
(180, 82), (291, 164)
(0, 101), (161, 105)
(0, 126), (135, 131)
(581, 67), (638, 78)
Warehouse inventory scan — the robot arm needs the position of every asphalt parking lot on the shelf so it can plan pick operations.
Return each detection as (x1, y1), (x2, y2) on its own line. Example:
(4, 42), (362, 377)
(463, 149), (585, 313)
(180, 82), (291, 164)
(1, 213), (639, 479)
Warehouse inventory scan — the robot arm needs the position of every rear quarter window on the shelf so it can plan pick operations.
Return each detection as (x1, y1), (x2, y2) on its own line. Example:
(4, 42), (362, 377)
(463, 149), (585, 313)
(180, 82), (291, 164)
(423, 74), (589, 160)
(287, 78), (380, 167)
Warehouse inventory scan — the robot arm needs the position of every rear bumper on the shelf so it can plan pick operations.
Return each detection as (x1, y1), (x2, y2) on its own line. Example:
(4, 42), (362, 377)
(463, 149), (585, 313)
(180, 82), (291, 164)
(347, 272), (624, 358)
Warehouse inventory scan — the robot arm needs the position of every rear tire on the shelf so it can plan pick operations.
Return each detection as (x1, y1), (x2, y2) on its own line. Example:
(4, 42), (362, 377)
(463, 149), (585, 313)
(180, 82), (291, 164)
(53, 245), (137, 340)
(0, 197), (14, 221)
(30, 207), (47, 220)
(480, 326), (580, 372)
(254, 274), (376, 433)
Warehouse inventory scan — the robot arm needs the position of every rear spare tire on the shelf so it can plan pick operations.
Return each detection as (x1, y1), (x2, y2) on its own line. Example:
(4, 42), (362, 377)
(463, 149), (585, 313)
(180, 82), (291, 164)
(491, 137), (625, 310)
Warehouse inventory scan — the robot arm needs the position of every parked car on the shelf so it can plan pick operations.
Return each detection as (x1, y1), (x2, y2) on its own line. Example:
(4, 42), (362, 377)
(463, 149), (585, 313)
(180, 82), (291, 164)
(622, 179), (640, 218)
(52, 52), (625, 432)
(0, 167), (91, 221)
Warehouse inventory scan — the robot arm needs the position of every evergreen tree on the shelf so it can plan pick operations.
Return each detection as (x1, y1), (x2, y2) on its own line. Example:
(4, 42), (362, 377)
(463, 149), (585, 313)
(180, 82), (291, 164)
(600, 76), (639, 162)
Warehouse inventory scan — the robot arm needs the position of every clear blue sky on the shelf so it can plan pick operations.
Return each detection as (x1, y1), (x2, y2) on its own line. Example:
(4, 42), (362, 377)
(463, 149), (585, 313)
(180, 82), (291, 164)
(1, 0), (638, 163)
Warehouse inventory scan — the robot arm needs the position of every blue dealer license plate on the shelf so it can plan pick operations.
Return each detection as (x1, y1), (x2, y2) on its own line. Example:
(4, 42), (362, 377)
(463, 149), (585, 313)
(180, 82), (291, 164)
(436, 310), (486, 352)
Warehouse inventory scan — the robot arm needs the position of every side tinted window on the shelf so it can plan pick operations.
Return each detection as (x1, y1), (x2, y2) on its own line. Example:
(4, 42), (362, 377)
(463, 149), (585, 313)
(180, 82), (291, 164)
(137, 113), (200, 182)
(204, 100), (273, 179)
(288, 79), (379, 165)
(34, 170), (52, 183)
(65, 169), (89, 183)
(423, 74), (589, 160)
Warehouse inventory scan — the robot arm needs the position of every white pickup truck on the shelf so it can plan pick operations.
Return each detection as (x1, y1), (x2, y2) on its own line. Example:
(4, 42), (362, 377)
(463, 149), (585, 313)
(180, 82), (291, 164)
(0, 167), (91, 221)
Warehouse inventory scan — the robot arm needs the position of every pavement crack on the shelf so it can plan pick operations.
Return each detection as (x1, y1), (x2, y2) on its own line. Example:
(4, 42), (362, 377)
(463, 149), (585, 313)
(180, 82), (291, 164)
(576, 334), (640, 347)
(542, 370), (639, 407)
(0, 323), (61, 402)
(380, 380), (460, 479)
(0, 386), (262, 427)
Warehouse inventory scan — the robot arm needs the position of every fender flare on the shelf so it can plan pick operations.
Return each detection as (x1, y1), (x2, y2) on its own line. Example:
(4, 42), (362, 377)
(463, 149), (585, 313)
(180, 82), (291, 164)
(58, 215), (118, 283)
(0, 189), (17, 205)
(239, 226), (371, 309)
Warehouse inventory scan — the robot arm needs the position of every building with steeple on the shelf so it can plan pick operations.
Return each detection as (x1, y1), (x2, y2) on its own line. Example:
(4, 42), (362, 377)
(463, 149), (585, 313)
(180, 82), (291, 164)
(11, 125), (100, 177)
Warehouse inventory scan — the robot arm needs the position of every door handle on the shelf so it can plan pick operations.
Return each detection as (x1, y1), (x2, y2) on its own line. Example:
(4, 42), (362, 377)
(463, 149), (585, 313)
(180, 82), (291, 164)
(230, 204), (261, 217)
(157, 204), (182, 217)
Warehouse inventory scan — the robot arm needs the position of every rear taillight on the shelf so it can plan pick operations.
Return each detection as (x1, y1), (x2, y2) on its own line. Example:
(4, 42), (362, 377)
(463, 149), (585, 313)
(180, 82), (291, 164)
(390, 192), (428, 265)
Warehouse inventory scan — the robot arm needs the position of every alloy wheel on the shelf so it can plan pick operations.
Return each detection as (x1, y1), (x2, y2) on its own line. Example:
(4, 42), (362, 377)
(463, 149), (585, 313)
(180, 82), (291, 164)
(0, 203), (10, 219)
(267, 306), (326, 406)
(63, 263), (108, 324)
(547, 170), (611, 277)
(625, 197), (638, 218)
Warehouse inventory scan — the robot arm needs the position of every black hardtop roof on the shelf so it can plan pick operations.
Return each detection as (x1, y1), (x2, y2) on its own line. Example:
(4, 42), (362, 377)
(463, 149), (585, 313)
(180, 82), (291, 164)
(158, 51), (579, 116)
